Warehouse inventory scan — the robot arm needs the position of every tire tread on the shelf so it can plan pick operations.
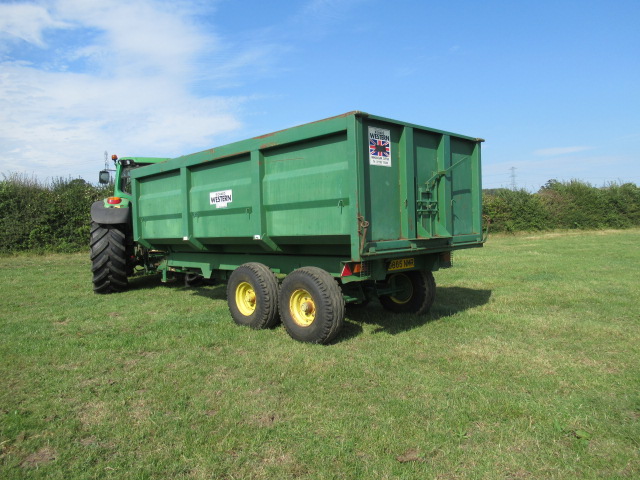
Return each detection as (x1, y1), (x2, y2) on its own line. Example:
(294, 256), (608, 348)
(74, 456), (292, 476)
(90, 222), (129, 294)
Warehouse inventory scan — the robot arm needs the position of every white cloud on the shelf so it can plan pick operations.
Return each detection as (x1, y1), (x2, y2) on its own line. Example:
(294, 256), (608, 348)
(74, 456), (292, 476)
(54, 0), (216, 77)
(0, 2), (71, 46)
(0, 0), (258, 181)
(534, 146), (594, 156)
(0, 60), (241, 145)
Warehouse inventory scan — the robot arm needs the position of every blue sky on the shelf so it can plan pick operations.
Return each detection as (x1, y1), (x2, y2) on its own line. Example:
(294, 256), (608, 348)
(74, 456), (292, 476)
(1, 0), (638, 190)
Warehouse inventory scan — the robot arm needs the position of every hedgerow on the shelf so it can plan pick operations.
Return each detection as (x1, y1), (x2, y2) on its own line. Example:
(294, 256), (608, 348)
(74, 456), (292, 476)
(0, 173), (110, 253)
(1, 174), (638, 253)
(484, 180), (640, 232)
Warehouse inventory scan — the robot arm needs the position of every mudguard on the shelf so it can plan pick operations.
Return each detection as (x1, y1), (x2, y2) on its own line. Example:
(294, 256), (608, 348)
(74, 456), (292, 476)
(91, 200), (131, 224)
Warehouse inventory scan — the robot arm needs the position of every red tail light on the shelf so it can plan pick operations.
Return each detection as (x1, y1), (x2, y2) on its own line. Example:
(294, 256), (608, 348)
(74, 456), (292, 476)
(340, 263), (363, 277)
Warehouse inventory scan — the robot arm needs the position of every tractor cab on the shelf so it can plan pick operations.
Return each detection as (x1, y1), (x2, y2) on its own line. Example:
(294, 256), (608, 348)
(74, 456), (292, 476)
(99, 155), (170, 201)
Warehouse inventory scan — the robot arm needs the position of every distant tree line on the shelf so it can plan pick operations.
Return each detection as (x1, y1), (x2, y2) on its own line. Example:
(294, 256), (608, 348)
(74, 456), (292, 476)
(484, 180), (640, 232)
(0, 174), (639, 253)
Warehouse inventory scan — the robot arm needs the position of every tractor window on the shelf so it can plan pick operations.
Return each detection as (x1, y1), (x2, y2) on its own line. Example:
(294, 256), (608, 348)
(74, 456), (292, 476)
(119, 164), (150, 194)
(120, 166), (133, 194)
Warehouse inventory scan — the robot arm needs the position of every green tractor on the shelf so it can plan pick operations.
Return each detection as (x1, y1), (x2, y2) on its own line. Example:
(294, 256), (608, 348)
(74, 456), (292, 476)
(90, 155), (169, 293)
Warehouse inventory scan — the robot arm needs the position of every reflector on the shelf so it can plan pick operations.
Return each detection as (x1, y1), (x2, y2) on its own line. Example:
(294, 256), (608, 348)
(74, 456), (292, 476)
(340, 264), (353, 277)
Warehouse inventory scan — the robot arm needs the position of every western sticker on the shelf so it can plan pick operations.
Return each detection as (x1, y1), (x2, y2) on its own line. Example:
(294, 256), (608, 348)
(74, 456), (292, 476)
(210, 189), (233, 208)
(368, 126), (391, 167)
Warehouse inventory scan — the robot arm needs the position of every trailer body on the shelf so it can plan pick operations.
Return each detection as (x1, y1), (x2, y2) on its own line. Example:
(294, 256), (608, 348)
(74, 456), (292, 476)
(130, 111), (483, 280)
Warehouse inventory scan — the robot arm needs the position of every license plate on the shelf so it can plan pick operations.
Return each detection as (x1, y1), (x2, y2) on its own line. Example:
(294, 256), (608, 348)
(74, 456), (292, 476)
(388, 258), (415, 271)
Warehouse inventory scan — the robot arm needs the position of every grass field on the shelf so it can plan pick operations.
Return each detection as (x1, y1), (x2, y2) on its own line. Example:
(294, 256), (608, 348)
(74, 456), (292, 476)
(1, 229), (638, 479)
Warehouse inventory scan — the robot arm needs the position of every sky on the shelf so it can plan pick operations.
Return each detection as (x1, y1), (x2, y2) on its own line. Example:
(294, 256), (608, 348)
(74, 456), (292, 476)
(0, 0), (638, 191)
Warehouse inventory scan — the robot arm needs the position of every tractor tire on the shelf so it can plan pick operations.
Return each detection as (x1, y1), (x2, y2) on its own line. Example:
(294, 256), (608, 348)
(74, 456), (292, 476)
(227, 263), (280, 329)
(379, 270), (436, 315)
(279, 267), (345, 344)
(90, 222), (129, 294)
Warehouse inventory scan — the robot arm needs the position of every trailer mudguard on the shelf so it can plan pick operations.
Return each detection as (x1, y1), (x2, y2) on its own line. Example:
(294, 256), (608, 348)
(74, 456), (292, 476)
(91, 200), (131, 225)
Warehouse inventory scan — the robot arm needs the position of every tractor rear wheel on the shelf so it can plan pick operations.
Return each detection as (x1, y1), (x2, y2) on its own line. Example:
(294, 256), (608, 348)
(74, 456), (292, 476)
(90, 222), (129, 294)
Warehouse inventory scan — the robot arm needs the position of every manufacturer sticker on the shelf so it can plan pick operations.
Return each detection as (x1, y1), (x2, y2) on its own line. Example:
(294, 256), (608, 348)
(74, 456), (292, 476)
(388, 258), (415, 271)
(210, 189), (233, 208)
(368, 126), (391, 167)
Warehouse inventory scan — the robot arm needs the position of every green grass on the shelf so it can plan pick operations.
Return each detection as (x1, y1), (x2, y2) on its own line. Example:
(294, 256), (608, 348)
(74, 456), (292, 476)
(1, 230), (639, 479)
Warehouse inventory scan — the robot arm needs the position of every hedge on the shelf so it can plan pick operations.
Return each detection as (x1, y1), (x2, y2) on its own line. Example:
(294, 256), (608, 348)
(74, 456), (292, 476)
(0, 174), (110, 253)
(484, 180), (640, 233)
(1, 174), (639, 253)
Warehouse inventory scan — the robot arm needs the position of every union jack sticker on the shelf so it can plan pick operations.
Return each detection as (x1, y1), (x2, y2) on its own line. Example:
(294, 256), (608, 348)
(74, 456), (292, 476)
(368, 127), (392, 167)
(369, 139), (390, 157)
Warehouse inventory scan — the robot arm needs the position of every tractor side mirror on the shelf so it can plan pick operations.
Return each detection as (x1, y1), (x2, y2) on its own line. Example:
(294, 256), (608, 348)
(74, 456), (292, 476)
(99, 170), (110, 184)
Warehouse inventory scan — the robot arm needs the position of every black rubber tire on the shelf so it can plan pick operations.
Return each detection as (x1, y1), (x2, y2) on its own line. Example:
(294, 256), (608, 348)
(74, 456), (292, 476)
(379, 270), (436, 315)
(279, 267), (345, 344)
(227, 263), (280, 329)
(90, 222), (129, 294)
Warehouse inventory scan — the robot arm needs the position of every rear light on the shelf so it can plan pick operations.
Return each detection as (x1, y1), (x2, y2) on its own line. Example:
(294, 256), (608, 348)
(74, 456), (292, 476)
(340, 262), (363, 277)
(107, 197), (122, 205)
(341, 264), (352, 277)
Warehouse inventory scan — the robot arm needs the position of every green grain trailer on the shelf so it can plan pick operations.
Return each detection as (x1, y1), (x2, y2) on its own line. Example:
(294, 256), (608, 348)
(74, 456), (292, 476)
(91, 111), (484, 343)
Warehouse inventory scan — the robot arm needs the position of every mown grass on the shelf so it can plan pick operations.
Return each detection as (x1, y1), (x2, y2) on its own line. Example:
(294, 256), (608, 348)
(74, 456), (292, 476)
(1, 230), (638, 479)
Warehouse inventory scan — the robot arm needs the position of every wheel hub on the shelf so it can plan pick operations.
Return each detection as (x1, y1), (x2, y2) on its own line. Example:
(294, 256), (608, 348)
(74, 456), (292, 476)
(301, 301), (314, 314)
(389, 273), (414, 304)
(236, 281), (257, 316)
(290, 289), (316, 327)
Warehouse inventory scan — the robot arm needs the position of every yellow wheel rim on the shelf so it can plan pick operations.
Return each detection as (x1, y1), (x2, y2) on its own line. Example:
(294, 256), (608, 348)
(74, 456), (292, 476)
(389, 273), (413, 305)
(289, 288), (316, 327)
(235, 281), (257, 316)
